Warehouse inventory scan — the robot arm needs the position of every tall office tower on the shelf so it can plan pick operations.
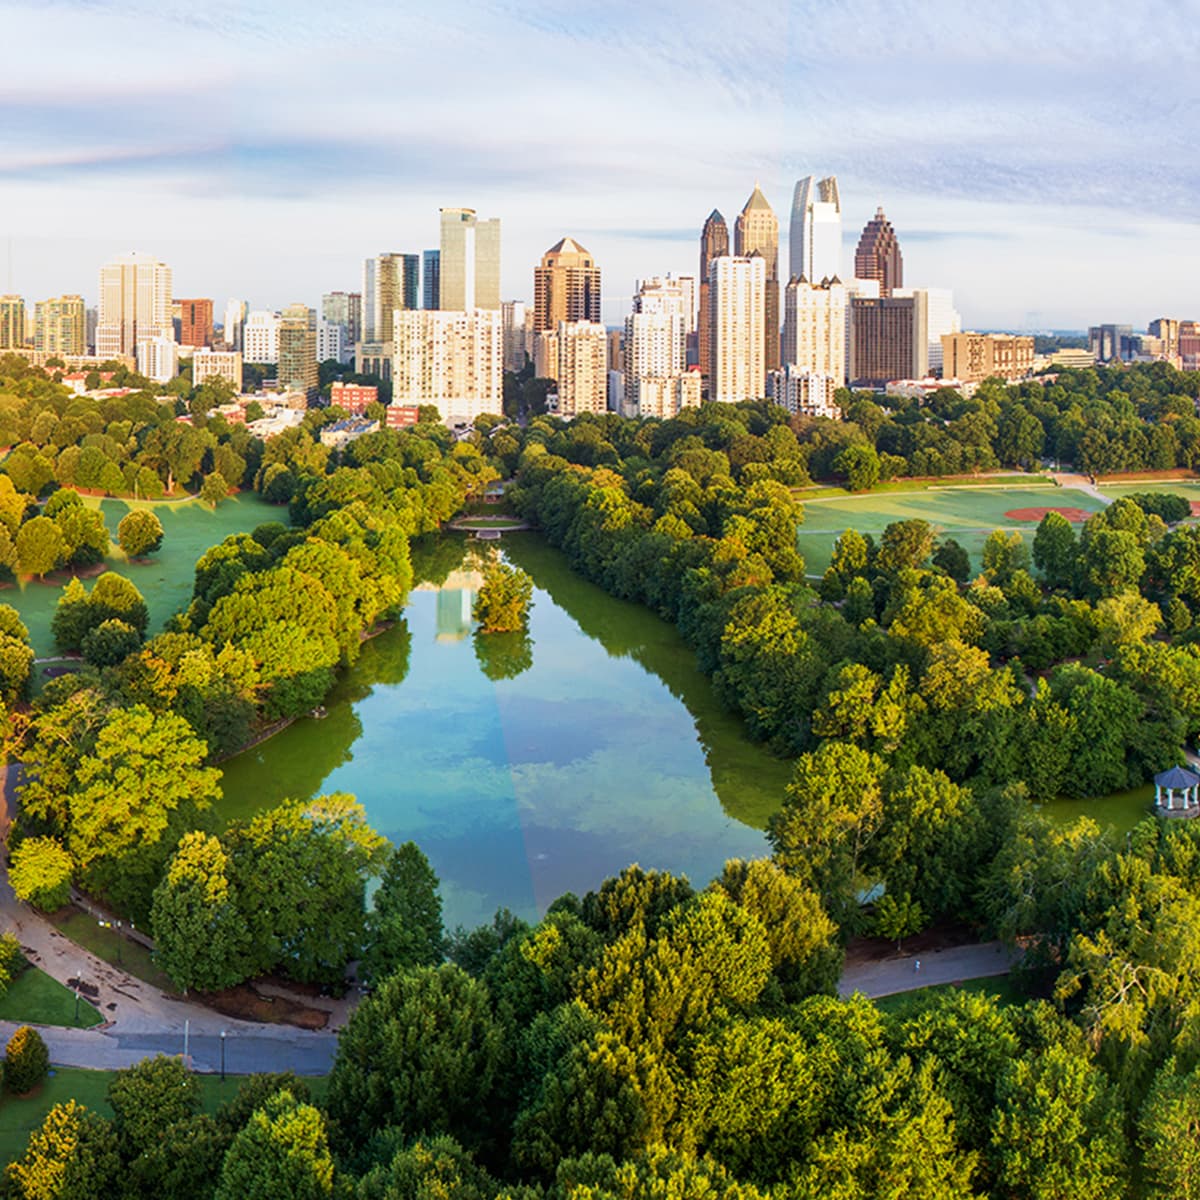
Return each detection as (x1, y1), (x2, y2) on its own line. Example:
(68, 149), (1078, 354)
(0, 296), (25, 349)
(848, 294), (928, 386)
(709, 256), (766, 404)
(34, 295), (86, 357)
(96, 253), (173, 357)
(789, 176), (842, 282)
(392, 309), (502, 426)
(223, 299), (247, 351)
(422, 251), (441, 309)
(176, 299), (213, 348)
(278, 303), (318, 399)
(1149, 317), (1181, 359)
(533, 238), (601, 332)
(501, 301), (529, 372)
(735, 185), (780, 375)
(854, 208), (903, 297)
(548, 321), (607, 417)
(136, 334), (178, 383)
(243, 311), (281, 364)
(363, 254), (419, 342)
(697, 210), (729, 387)
(1089, 324), (1135, 363)
(894, 287), (960, 373)
(439, 209), (501, 311)
(86, 307), (98, 354)
(781, 277), (847, 385)
(322, 292), (362, 348)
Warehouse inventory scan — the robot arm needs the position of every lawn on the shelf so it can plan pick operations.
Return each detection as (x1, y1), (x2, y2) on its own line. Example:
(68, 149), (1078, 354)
(795, 472), (1053, 500)
(796, 484), (1106, 575)
(0, 967), (103, 1029)
(873, 973), (1026, 1019)
(1040, 784), (1154, 837)
(48, 910), (174, 994)
(0, 1067), (329, 1167)
(3, 492), (286, 661)
(1100, 480), (1200, 509)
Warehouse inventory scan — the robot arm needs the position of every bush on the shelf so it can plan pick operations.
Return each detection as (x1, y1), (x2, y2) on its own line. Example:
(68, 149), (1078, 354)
(81, 618), (142, 667)
(9, 837), (74, 912)
(117, 509), (164, 559)
(6, 1025), (49, 1094)
(0, 932), (24, 995)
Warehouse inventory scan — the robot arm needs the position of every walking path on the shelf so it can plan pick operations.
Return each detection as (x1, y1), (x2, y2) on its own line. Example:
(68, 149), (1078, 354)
(1050, 472), (1112, 506)
(838, 940), (1018, 999)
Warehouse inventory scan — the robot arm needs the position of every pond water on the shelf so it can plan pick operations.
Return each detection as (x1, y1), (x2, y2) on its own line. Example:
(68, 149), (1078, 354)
(218, 535), (790, 930)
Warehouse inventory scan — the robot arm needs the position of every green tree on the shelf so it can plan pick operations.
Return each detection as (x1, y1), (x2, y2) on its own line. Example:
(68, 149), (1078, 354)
(50, 577), (90, 651)
(4, 1100), (121, 1200)
(106, 1055), (201, 1161)
(932, 537), (971, 582)
(1140, 1058), (1200, 1199)
(1032, 511), (1078, 590)
(80, 618), (141, 667)
(214, 1090), (334, 1200)
(6, 1025), (49, 1094)
(117, 509), (164, 559)
(833, 444), (880, 492)
(362, 841), (445, 985)
(1094, 589), (1161, 653)
(88, 572), (149, 635)
(872, 891), (925, 950)
(8, 837), (74, 912)
(200, 471), (228, 508)
(981, 529), (1030, 585)
(16, 515), (66, 578)
(473, 559), (533, 633)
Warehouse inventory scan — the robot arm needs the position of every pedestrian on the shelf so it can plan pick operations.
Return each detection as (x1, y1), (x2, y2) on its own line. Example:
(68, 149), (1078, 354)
(914, 959), (921, 973)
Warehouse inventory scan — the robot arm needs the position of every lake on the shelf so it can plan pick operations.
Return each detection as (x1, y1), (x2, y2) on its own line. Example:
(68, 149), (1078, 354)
(218, 535), (790, 930)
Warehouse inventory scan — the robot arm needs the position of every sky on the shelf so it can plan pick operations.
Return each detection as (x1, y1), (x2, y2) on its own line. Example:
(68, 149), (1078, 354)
(1, 0), (1197, 330)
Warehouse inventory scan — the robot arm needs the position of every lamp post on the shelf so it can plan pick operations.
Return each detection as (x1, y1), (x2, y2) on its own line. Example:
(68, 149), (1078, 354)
(220, 1030), (226, 1082)
(115, 921), (123, 965)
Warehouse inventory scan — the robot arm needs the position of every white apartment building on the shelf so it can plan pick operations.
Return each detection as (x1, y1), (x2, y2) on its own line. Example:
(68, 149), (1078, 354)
(709, 256), (765, 404)
(96, 254), (172, 358)
(391, 309), (502, 426)
(136, 333), (178, 384)
(317, 318), (347, 365)
(768, 365), (840, 419)
(782, 276), (847, 385)
(632, 371), (702, 420)
(623, 309), (687, 409)
(243, 311), (281, 364)
(543, 320), (607, 417)
(192, 349), (243, 390)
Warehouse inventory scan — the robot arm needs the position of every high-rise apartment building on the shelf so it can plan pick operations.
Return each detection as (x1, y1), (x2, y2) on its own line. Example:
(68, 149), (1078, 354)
(632, 372), (702, 420)
(96, 253), (173, 357)
(849, 295), (928, 385)
(698, 210), (730, 388)
(136, 334), (178, 384)
(34, 295), (86, 357)
(0, 296), (25, 350)
(192, 349), (243, 390)
(624, 275), (691, 412)
(278, 304), (318, 399)
(781, 277), (846, 385)
(243, 311), (281, 364)
(363, 254), (418, 342)
(854, 208), (903, 298)
(735, 185), (780, 375)
(542, 321), (607, 417)
(709, 256), (766, 404)
(941, 332), (1035, 382)
(789, 176), (842, 283)
(317, 319), (346, 365)
(322, 292), (362, 348)
(501, 301), (529, 372)
(177, 298), (213, 348)
(422, 251), (440, 310)
(533, 238), (601, 333)
(392, 309), (502, 426)
(223, 299), (247, 352)
(439, 209), (500, 311)
(1148, 318), (1181, 359)
(894, 287), (960, 373)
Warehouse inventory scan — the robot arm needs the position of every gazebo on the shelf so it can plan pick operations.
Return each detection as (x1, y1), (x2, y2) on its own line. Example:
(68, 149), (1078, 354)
(1154, 765), (1200, 816)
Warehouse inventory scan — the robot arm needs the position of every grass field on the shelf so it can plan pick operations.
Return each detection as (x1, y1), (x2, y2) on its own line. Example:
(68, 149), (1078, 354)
(873, 973), (1025, 1019)
(0, 1067), (330, 1167)
(796, 484), (1106, 575)
(796, 472), (1053, 500)
(1040, 783), (1154, 837)
(2, 492), (286, 661)
(49, 911), (174, 993)
(1100, 480), (1200, 507)
(0, 967), (103, 1029)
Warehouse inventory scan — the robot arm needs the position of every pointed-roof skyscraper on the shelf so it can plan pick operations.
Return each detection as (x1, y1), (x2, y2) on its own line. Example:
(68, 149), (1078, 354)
(533, 237), (601, 332)
(854, 207), (903, 297)
(698, 209), (730, 389)
(735, 184), (780, 376)
(790, 176), (842, 283)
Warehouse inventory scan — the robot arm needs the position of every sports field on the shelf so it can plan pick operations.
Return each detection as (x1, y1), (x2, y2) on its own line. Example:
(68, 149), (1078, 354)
(1, 493), (286, 662)
(796, 485), (1107, 576)
(1100, 480), (1200, 507)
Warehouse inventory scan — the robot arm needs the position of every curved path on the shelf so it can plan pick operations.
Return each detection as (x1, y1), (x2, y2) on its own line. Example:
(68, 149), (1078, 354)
(838, 940), (1018, 999)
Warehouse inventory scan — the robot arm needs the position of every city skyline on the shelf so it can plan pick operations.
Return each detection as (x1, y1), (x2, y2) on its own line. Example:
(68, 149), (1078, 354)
(1, 0), (1196, 329)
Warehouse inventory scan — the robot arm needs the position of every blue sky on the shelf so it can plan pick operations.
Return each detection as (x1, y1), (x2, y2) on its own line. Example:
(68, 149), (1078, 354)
(1, 0), (1197, 328)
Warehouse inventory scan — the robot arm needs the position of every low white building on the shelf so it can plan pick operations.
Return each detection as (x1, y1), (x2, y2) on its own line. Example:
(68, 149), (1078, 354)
(768, 365), (840, 419)
(320, 416), (380, 449)
(632, 371), (702, 420)
(191, 349), (242, 390)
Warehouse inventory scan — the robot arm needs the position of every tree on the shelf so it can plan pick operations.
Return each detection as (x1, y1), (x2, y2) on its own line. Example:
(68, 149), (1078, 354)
(9, 837), (74, 912)
(50, 577), (90, 651)
(5, 1101), (121, 1200)
(214, 1090), (334, 1200)
(362, 841), (445, 984)
(80, 618), (141, 667)
(1140, 1059), (1200, 1199)
(1032, 511), (1078, 589)
(117, 509), (164, 559)
(16, 515), (66, 578)
(200, 470), (228, 508)
(932, 537), (971, 582)
(473, 628), (534, 680)
(6, 1025), (49, 1094)
(981, 529), (1030, 585)
(150, 832), (251, 992)
(1094, 590), (1161, 653)
(0, 603), (33, 702)
(833, 444), (880, 492)
(106, 1055), (201, 1161)
(872, 891), (925, 950)
(473, 559), (533, 633)
(88, 572), (149, 635)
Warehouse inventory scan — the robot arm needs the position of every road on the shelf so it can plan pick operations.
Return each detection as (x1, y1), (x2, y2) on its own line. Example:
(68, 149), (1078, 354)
(838, 940), (1018, 999)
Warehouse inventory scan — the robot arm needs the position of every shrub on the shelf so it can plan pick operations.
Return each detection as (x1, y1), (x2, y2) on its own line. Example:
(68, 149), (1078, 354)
(6, 1025), (50, 1094)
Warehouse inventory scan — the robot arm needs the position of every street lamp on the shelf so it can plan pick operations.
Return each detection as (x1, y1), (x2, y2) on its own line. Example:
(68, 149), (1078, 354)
(220, 1030), (226, 1082)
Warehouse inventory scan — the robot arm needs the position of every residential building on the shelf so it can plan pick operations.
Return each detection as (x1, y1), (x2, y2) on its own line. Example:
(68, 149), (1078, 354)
(34, 295), (86, 357)
(854, 208), (903, 297)
(278, 303), (318, 400)
(136, 333), (178, 383)
(624, 276), (690, 411)
(320, 417), (380, 449)
(316, 318), (346, 364)
(0, 296), (25, 349)
(363, 253), (419, 342)
(223, 298), (247, 351)
(541, 321), (607, 417)
(330, 381), (379, 415)
(768, 365), (840, 419)
(698, 210), (730, 387)
(1148, 317), (1181, 359)
(391, 308), (502, 426)
(533, 238), (601, 332)
(243, 311), (281, 364)
(709, 255), (766, 404)
(501, 300), (529, 372)
(96, 253), (172, 357)
(1089, 324), (1135, 363)
(841, 278), (880, 382)
(1180, 322), (1200, 371)
(386, 404), (420, 429)
(849, 294), (928, 386)
(356, 342), (393, 381)
(941, 332), (1035, 382)
(439, 208), (501, 311)
(422, 250), (440, 309)
(894, 287), (960, 372)
(191, 349), (243, 390)
(781, 276), (846, 386)
(322, 292), (361, 348)
(789, 176), (842, 283)
(734, 184), (780, 374)
(632, 371), (701, 420)
(177, 298), (213, 348)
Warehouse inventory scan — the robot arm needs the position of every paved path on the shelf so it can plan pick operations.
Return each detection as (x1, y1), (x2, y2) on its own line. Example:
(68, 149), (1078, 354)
(1051, 472), (1112, 506)
(838, 940), (1018, 999)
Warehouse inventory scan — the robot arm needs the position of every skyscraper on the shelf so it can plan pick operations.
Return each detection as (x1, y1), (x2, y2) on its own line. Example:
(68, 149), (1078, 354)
(789, 176), (842, 282)
(0, 296), (25, 350)
(278, 303), (318, 399)
(735, 185), (779, 375)
(849, 294), (927, 385)
(96, 253), (172, 358)
(533, 239), (601, 332)
(439, 209), (500, 311)
(781, 277), (846, 385)
(422, 251), (441, 310)
(624, 275), (691, 412)
(501, 301), (529, 372)
(392, 308), (502, 426)
(709, 256), (765, 404)
(698, 210), (729, 387)
(546, 321), (608, 417)
(223, 299), (247, 352)
(363, 254), (418, 342)
(177, 298), (213, 348)
(34, 295), (86, 357)
(854, 208), (903, 297)
(322, 291), (362, 348)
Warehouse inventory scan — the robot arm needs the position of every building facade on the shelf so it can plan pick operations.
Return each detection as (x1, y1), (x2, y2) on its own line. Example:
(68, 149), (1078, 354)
(941, 332), (1035, 382)
(709, 256), (766, 404)
(734, 185), (780, 374)
(501, 300), (529, 372)
(768, 365), (840, 419)
(330, 381), (379, 414)
(533, 238), (601, 333)
(223, 299), (247, 351)
(893, 287), (960, 373)
(278, 303), (318, 400)
(391, 308), (502, 426)
(191, 349), (243, 390)
(34, 295), (87, 357)
(177, 298), (213, 348)
(789, 175), (841, 283)
(439, 209), (500, 311)
(781, 276), (846, 385)
(363, 253), (419, 343)
(545, 321), (607, 417)
(0, 296), (25, 350)
(631, 371), (701, 420)
(854, 208), (903, 297)
(849, 294), (927, 385)
(698, 210), (730, 389)
(136, 333), (178, 383)
(1089, 324), (1135, 363)
(422, 251), (440, 309)
(243, 311), (281, 364)
(316, 319), (347, 365)
(322, 292), (362, 349)
(96, 253), (173, 358)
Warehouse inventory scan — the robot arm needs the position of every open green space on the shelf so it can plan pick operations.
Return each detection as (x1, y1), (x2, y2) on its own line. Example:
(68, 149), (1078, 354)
(796, 484), (1105, 575)
(873, 973), (1025, 1019)
(3, 493), (286, 661)
(0, 967), (102, 1029)
(1100, 480), (1200, 509)
(0, 1067), (329, 1167)
(1040, 783), (1155, 837)
(796, 472), (1052, 500)
(49, 911), (173, 993)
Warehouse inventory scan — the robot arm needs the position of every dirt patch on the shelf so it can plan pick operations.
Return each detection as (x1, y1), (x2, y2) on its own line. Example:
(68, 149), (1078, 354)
(200, 984), (329, 1030)
(1189, 501), (1200, 517)
(1005, 506), (1091, 523)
